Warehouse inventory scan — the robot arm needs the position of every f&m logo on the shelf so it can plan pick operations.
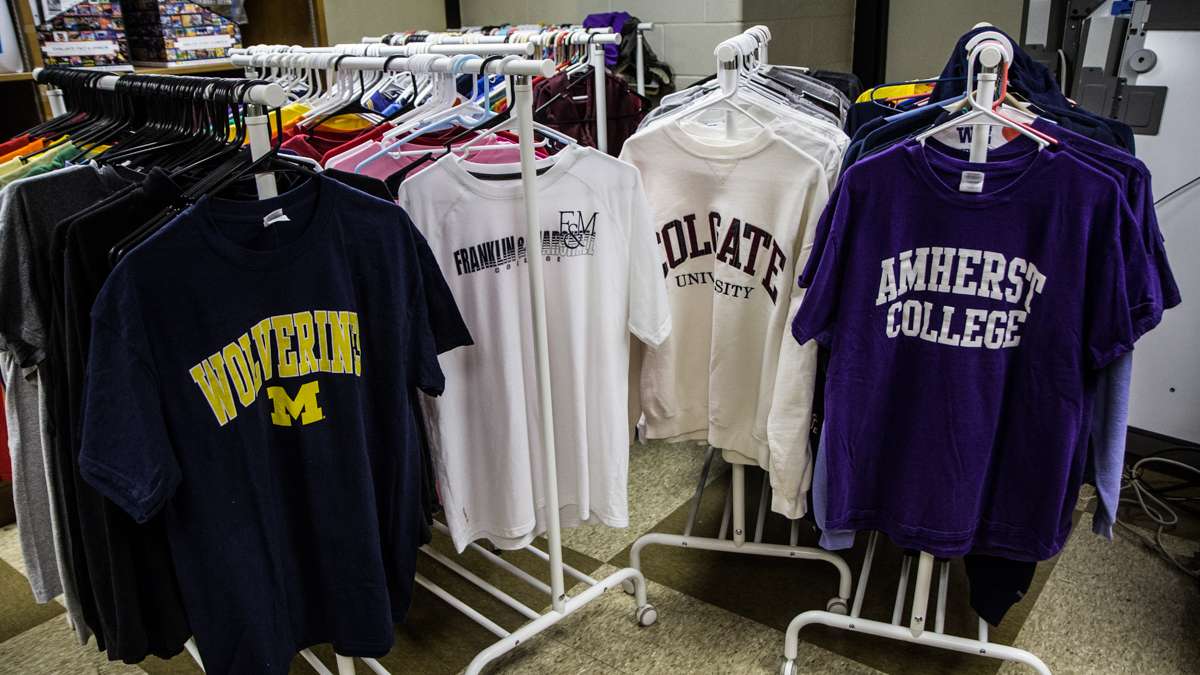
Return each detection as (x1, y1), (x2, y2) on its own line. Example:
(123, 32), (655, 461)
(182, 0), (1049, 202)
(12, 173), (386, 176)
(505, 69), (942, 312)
(266, 381), (325, 426)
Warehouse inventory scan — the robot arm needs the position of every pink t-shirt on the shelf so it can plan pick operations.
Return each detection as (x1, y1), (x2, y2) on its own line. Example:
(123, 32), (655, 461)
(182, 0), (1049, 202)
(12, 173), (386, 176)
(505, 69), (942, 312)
(324, 137), (529, 181)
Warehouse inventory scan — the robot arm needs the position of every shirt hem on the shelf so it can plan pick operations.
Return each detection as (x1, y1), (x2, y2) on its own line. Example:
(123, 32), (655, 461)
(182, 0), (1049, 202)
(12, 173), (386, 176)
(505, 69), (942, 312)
(711, 427), (769, 469)
(641, 410), (707, 441)
(825, 514), (1068, 561)
(632, 316), (672, 348)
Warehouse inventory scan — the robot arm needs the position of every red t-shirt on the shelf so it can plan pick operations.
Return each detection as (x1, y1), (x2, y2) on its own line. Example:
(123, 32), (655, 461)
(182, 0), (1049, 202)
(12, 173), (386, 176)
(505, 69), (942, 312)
(0, 385), (10, 483)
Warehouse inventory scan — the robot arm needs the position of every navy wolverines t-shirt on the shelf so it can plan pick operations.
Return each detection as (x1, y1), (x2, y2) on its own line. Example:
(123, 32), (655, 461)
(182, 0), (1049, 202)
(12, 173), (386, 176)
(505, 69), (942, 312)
(79, 176), (445, 674)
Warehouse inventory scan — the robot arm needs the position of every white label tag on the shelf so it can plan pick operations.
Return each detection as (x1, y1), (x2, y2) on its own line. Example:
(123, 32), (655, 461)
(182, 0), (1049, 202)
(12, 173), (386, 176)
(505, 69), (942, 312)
(173, 35), (237, 51)
(933, 124), (1013, 151)
(959, 170), (985, 193)
(42, 40), (118, 57)
(263, 208), (291, 228)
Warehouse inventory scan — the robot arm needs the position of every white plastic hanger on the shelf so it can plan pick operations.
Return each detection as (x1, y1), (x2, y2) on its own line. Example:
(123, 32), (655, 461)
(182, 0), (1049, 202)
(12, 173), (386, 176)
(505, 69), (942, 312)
(916, 38), (1053, 150)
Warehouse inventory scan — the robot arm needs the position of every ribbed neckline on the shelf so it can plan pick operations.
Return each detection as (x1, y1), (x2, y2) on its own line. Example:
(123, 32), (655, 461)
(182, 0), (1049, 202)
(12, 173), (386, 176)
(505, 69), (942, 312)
(440, 143), (585, 200)
(902, 137), (1052, 208)
(194, 174), (335, 269)
(662, 116), (777, 160)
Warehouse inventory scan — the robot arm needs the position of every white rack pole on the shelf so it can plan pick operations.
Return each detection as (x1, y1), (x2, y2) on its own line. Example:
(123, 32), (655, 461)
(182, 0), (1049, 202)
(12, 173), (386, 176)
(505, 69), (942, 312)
(753, 475), (770, 543)
(731, 464), (746, 545)
(286, 55), (552, 76)
(362, 34), (510, 45)
(969, 45), (1003, 163)
(909, 552), (934, 637)
(785, 610), (1052, 675)
(850, 531), (879, 618)
(232, 43), (534, 57)
(415, 573), (510, 638)
(431, 522), (553, 595)
(635, 23), (651, 96)
(934, 560), (950, 633)
(520, 540), (599, 587)
(245, 108), (278, 199)
(591, 40), (609, 153)
(899, 40), (1002, 644)
(184, 637), (205, 671)
(47, 88), (66, 116)
(420, 546), (541, 620)
(300, 650), (336, 675)
(891, 555), (912, 625)
(515, 71), (567, 612)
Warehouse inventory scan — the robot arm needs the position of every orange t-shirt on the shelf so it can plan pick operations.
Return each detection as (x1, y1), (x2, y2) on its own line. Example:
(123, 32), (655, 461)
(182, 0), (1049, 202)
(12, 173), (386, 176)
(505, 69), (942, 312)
(0, 138), (46, 164)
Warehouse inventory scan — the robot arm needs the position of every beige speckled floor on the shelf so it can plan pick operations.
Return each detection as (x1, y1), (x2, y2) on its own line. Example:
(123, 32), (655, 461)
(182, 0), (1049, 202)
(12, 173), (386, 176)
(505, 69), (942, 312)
(0, 440), (1197, 675)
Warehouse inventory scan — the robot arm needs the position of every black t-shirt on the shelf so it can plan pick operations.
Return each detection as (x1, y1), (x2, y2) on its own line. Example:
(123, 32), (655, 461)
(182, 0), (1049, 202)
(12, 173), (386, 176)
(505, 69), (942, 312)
(49, 167), (192, 662)
(323, 168), (472, 546)
(79, 176), (454, 674)
(4, 165), (132, 652)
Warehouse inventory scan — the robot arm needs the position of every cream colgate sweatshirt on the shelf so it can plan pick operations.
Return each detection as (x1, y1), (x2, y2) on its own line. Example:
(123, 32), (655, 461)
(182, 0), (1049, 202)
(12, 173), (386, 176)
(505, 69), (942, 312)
(619, 119), (829, 518)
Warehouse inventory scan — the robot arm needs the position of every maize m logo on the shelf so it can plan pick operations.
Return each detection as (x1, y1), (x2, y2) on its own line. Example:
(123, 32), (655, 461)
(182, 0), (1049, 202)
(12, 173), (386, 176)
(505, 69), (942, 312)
(188, 310), (361, 427)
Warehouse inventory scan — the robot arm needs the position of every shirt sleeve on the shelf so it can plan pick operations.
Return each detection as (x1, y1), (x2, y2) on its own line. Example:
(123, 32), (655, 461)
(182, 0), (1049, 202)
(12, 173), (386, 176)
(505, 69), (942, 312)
(796, 176), (845, 289)
(1136, 171), (1181, 309)
(768, 174), (829, 518)
(792, 180), (853, 347)
(626, 168), (671, 347)
(0, 187), (46, 367)
(399, 209), (473, 354)
(1083, 196), (1158, 370)
(78, 282), (180, 524)
(400, 232), (447, 398)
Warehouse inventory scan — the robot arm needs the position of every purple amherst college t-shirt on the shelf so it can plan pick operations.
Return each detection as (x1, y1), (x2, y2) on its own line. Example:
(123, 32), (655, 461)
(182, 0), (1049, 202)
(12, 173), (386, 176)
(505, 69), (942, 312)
(793, 138), (1162, 561)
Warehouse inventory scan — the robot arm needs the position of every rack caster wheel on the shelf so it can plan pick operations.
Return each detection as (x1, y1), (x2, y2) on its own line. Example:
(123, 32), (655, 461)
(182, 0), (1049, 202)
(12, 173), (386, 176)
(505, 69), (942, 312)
(622, 579), (636, 595)
(636, 604), (658, 627)
(826, 598), (849, 615)
(779, 658), (796, 675)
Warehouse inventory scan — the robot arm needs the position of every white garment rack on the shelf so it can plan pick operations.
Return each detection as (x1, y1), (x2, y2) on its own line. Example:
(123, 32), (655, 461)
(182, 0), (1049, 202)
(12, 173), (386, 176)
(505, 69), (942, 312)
(35, 52), (655, 674)
(525, 29), (620, 153)
(225, 49), (657, 674)
(626, 26), (854, 621)
(779, 28), (1050, 675)
(357, 27), (625, 154)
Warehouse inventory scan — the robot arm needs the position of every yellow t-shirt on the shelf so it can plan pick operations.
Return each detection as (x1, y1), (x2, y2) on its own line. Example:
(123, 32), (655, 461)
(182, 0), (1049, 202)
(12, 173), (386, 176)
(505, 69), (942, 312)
(230, 103), (377, 141)
(855, 82), (935, 104)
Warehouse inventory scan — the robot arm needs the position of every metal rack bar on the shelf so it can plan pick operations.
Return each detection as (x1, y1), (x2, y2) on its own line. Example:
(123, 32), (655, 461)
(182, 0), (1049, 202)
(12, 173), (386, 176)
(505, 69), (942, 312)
(231, 53), (554, 77)
(683, 445), (717, 537)
(420, 546), (541, 620)
(31, 67), (286, 107)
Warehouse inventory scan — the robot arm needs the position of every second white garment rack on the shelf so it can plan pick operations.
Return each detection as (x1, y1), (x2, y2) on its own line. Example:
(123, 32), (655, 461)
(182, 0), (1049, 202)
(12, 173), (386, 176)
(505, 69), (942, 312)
(779, 27), (1051, 675)
(364, 23), (655, 94)
(357, 26), (626, 153)
(626, 25), (854, 622)
(227, 49), (658, 675)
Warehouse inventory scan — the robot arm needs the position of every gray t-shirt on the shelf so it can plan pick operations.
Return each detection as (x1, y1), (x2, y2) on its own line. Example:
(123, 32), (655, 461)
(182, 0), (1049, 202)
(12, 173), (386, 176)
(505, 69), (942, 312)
(1, 352), (61, 601)
(0, 165), (121, 641)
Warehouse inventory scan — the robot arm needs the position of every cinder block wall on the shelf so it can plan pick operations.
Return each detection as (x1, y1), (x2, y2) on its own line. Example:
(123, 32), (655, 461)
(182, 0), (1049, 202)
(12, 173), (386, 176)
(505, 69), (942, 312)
(743, 0), (856, 74)
(457, 1), (857, 88)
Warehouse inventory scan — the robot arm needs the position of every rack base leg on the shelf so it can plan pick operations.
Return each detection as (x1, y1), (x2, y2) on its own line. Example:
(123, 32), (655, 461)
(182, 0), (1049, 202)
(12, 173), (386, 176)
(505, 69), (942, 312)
(464, 566), (655, 675)
(627, 460), (852, 620)
(781, 610), (1051, 675)
(629, 532), (852, 612)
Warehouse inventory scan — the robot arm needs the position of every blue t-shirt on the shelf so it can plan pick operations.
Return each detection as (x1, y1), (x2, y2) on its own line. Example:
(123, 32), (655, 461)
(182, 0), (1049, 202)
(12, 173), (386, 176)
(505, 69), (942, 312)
(793, 139), (1161, 560)
(79, 176), (447, 674)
